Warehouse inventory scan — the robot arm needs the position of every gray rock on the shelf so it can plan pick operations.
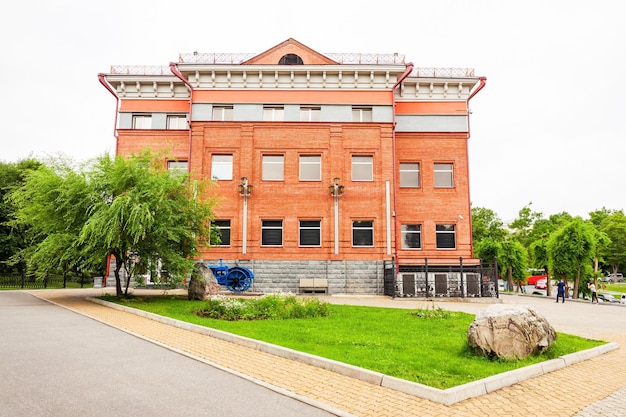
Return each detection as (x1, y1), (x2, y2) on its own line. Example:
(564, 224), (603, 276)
(467, 304), (557, 360)
(188, 262), (220, 300)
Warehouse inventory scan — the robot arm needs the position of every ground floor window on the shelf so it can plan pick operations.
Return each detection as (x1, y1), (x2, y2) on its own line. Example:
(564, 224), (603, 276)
(213, 220), (231, 246)
(299, 220), (321, 246)
(261, 220), (283, 246)
(352, 220), (374, 247)
(436, 224), (456, 249)
(401, 224), (422, 249)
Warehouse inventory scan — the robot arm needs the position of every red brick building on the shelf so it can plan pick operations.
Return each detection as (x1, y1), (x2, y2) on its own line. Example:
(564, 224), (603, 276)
(99, 38), (487, 295)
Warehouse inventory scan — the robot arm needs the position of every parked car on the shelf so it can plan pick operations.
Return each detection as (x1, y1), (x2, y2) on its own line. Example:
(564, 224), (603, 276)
(535, 278), (547, 289)
(598, 293), (621, 303)
(602, 273), (624, 282)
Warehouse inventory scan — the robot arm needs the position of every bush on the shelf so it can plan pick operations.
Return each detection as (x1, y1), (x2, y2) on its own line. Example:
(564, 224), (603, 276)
(196, 293), (329, 321)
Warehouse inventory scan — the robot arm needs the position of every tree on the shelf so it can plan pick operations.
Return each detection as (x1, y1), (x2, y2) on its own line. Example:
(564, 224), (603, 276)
(0, 159), (42, 273)
(509, 202), (543, 247)
(547, 218), (596, 299)
(471, 206), (508, 249)
(498, 239), (528, 293)
(11, 152), (220, 296)
(599, 211), (626, 279)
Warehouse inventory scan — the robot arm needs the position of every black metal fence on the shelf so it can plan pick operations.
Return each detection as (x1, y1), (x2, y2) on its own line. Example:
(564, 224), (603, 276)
(0, 273), (93, 289)
(384, 258), (499, 299)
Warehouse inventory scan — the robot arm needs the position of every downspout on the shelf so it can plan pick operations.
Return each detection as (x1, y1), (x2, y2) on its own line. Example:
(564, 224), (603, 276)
(391, 62), (414, 274)
(465, 76), (487, 254)
(97, 74), (120, 152)
(169, 62), (194, 173)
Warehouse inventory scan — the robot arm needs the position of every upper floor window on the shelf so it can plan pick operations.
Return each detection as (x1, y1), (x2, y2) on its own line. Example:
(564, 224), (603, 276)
(262, 155), (284, 181)
(352, 106), (372, 122)
(166, 114), (187, 129)
(299, 220), (321, 247)
(401, 224), (422, 249)
(263, 106), (284, 121)
(299, 155), (321, 181)
(352, 156), (373, 181)
(400, 163), (420, 188)
(352, 220), (374, 247)
(212, 220), (231, 246)
(261, 220), (283, 246)
(211, 155), (233, 180)
(278, 54), (304, 65)
(167, 160), (188, 174)
(436, 224), (456, 249)
(132, 114), (152, 129)
(300, 106), (321, 121)
(434, 163), (454, 188)
(213, 106), (234, 121)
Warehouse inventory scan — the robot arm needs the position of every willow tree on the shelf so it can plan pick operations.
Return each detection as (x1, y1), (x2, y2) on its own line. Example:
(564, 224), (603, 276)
(11, 151), (220, 296)
(498, 239), (528, 293)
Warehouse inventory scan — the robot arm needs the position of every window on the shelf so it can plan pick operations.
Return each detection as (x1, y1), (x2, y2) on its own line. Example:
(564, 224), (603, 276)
(132, 114), (152, 129)
(166, 114), (187, 129)
(436, 224), (456, 249)
(262, 155), (284, 181)
(300, 106), (321, 121)
(167, 160), (188, 174)
(400, 163), (420, 188)
(299, 220), (321, 247)
(213, 220), (231, 246)
(352, 106), (372, 122)
(263, 106), (284, 121)
(401, 224), (422, 249)
(434, 163), (454, 188)
(261, 220), (283, 246)
(278, 54), (304, 65)
(299, 155), (321, 181)
(352, 220), (374, 247)
(352, 156), (373, 181)
(212, 106), (233, 121)
(211, 155), (233, 180)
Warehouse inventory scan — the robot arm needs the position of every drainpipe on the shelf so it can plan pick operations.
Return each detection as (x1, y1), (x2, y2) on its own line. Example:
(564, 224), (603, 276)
(169, 62), (194, 173)
(465, 76), (487, 253)
(97, 74), (120, 152)
(390, 62), (414, 274)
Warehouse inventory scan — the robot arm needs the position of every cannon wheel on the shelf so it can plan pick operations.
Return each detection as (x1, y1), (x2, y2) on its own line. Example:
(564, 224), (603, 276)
(226, 267), (252, 292)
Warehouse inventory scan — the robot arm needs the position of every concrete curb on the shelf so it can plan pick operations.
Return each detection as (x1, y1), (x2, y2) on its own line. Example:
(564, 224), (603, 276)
(88, 297), (618, 406)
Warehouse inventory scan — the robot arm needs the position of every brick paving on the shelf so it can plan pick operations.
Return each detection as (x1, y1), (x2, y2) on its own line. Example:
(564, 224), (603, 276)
(31, 289), (626, 417)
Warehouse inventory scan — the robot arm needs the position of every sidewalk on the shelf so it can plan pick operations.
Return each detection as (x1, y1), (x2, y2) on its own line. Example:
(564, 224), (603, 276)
(32, 289), (626, 417)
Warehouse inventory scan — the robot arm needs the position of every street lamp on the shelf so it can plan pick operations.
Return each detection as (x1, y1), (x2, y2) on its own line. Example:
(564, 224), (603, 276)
(238, 177), (252, 254)
(238, 177), (252, 196)
(328, 177), (344, 197)
(329, 177), (344, 255)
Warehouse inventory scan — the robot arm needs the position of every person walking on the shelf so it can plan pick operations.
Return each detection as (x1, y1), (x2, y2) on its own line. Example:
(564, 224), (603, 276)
(588, 281), (599, 304)
(556, 278), (566, 303)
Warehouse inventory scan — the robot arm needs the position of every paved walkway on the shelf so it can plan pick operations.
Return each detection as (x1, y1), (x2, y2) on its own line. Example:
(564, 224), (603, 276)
(30, 289), (626, 417)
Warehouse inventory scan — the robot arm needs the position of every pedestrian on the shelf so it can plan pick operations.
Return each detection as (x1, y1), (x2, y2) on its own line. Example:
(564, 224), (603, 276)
(556, 278), (566, 303)
(588, 281), (598, 304)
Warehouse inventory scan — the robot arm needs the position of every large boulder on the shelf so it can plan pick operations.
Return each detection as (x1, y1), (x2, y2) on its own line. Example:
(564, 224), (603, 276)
(467, 304), (557, 360)
(188, 262), (221, 300)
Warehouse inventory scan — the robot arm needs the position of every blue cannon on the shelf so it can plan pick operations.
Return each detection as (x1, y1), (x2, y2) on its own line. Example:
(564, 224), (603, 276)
(207, 259), (254, 293)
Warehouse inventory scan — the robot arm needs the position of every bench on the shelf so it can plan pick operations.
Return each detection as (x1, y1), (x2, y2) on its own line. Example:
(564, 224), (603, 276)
(299, 278), (328, 294)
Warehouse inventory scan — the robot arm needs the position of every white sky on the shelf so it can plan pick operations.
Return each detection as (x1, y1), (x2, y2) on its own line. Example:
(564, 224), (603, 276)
(1, 0), (623, 222)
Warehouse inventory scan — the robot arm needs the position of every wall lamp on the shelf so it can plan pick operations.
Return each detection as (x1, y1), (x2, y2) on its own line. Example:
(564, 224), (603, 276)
(238, 177), (252, 196)
(329, 177), (345, 197)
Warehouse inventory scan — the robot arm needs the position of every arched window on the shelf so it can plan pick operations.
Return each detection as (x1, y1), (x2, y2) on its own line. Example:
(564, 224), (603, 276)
(278, 54), (303, 65)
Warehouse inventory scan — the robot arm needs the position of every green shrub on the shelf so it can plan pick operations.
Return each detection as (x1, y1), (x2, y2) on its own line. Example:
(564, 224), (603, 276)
(196, 293), (329, 321)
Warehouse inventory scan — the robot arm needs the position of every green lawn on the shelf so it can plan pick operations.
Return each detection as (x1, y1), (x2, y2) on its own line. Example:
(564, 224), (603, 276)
(104, 295), (605, 389)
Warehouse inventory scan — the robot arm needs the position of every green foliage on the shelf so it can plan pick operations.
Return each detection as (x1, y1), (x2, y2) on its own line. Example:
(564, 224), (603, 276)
(499, 239), (528, 282)
(102, 295), (605, 389)
(196, 294), (329, 320)
(599, 211), (626, 275)
(471, 206), (508, 246)
(9, 151), (219, 296)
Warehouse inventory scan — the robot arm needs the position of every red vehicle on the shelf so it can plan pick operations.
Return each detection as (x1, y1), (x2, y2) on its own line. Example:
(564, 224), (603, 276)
(535, 278), (548, 289)
(526, 269), (547, 286)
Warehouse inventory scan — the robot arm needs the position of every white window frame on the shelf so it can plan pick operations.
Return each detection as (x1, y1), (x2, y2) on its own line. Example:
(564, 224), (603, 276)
(299, 155), (321, 181)
(400, 162), (420, 188)
(167, 160), (188, 174)
(352, 106), (372, 122)
(299, 220), (321, 247)
(132, 114), (152, 129)
(261, 220), (283, 247)
(211, 155), (233, 180)
(300, 106), (321, 121)
(263, 106), (284, 121)
(352, 220), (374, 247)
(262, 155), (284, 181)
(166, 114), (187, 129)
(212, 106), (234, 121)
(352, 155), (373, 181)
(434, 163), (454, 188)
(401, 224), (422, 249)
(436, 224), (456, 249)
(213, 220), (231, 246)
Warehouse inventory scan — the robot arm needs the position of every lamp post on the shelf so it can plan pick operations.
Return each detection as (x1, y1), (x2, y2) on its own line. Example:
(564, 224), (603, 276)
(238, 177), (252, 254)
(329, 177), (344, 254)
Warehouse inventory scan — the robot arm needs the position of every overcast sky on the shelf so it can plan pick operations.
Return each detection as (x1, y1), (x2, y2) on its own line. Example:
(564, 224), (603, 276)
(1, 0), (623, 222)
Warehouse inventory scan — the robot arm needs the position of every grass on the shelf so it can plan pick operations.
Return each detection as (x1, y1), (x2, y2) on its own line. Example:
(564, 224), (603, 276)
(101, 294), (606, 389)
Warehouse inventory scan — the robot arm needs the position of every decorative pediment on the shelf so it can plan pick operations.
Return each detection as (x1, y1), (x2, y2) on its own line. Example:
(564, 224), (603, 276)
(242, 38), (337, 65)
